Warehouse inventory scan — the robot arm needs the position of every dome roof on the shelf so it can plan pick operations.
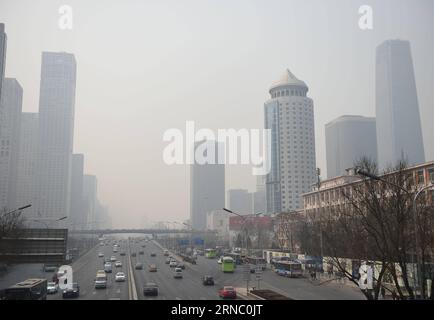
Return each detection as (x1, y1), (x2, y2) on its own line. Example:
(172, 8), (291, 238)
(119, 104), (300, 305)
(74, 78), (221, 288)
(269, 69), (308, 92)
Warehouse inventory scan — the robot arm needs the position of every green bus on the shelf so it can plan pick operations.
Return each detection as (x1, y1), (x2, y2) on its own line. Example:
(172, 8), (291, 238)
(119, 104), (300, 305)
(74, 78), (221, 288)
(205, 248), (217, 259)
(221, 257), (235, 273)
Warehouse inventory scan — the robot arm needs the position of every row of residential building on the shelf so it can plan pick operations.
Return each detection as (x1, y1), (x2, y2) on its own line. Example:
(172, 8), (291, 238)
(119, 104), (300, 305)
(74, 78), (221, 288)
(190, 38), (428, 231)
(0, 23), (110, 230)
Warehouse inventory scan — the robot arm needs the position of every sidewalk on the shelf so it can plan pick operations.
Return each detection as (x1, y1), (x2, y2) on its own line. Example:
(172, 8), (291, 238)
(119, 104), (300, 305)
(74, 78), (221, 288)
(235, 287), (262, 300)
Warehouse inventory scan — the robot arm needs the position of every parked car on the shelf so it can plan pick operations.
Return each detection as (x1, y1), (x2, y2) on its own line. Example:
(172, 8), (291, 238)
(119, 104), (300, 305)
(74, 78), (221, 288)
(143, 283), (159, 296)
(202, 276), (214, 286)
(62, 283), (80, 299)
(150, 252), (156, 257)
(120, 252), (126, 256)
(218, 286), (236, 299)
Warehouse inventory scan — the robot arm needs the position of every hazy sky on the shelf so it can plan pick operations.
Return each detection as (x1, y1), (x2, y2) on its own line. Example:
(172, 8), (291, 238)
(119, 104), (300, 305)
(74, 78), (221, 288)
(1, 0), (433, 228)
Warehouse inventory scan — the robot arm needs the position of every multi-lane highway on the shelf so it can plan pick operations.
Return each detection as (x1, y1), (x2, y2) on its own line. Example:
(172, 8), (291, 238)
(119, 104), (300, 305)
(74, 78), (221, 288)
(1, 235), (365, 300)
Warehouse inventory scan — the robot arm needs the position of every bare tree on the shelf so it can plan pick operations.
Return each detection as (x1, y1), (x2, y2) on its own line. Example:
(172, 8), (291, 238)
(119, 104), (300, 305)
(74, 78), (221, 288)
(299, 158), (434, 300)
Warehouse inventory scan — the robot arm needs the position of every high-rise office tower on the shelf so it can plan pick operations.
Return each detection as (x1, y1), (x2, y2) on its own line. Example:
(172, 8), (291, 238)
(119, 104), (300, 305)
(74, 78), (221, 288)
(35, 52), (76, 223)
(0, 78), (23, 210)
(264, 69), (316, 214)
(376, 40), (425, 169)
(83, 174), (97, 230)
(227, 189), (252, 215)
(70, 154), (85, 230)
(16, 113), (39, 216)
(252, 175), (266, 214)
(0, 23), (6, 102)
(190, 140), (225, 230)
(325, 115), (377, 178)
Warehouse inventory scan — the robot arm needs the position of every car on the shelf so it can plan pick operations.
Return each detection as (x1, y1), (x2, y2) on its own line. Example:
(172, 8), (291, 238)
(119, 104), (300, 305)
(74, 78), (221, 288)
(217, 257), (222, 264)
(149, 264), (157, 272)
(47, 281), (59, 294)
(131, 252), (137, 257)
(115, 272), (126, 282)
(174, 268), (183, 279)
(141, 245), (146, 248)
(104, 262), (112, 273)
(135, 263), (143, 270)
(143, 283), (159, 296)
(115, 261), (122, 268)
(169, 261), (177, 268)
(98, 252), (104, 258)
(62, 283), (80, 299)
(120, 252), (126, 256)
(163, 250), (169, 256)
(202, 276), (214, 286)
(176, 263), (185, 270)
(218, 286), (236, 299)
(150, 252), (156, 257)
(139, 251), (144, 255)
(110, 256), (117, 262)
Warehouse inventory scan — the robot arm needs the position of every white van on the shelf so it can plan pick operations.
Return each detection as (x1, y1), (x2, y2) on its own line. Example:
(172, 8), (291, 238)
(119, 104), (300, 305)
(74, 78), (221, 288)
(95, 271), (107, 288)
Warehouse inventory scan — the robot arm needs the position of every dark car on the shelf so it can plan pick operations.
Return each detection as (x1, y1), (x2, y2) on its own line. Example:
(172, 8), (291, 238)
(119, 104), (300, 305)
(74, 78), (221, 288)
(131, 252), (137, 257)
(150, 252), (156, 257)
(62, 283), (80, 299)
(143, 283), (159, 296)
(176, 263), (185, 270)
(139, 251), (144, 255)
(120, 252), (126, 256)
(202, 276), (214, 286)
(135, 263), (143, 270)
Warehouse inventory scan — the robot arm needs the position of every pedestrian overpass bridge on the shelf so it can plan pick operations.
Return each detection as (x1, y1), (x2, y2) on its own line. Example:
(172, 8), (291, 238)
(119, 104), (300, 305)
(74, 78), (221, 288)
(69, 228), (216, 235)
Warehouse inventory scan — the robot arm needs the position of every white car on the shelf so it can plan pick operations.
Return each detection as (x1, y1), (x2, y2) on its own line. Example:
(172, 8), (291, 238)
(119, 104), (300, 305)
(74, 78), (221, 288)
(110, 256), (117, 262)
(115, 261), (122, 268)
(173, 268), (183, 279)
(169, 261), (177, 268)
(47, 282), (59, 294)
(115, 272), (126, 282)
(98, 252), (104, 258)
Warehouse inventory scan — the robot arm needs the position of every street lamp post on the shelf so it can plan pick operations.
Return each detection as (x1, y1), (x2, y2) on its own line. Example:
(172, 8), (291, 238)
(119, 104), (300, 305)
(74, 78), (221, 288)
(356, 168), (432, 299)
(1, 204), (32, 216)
